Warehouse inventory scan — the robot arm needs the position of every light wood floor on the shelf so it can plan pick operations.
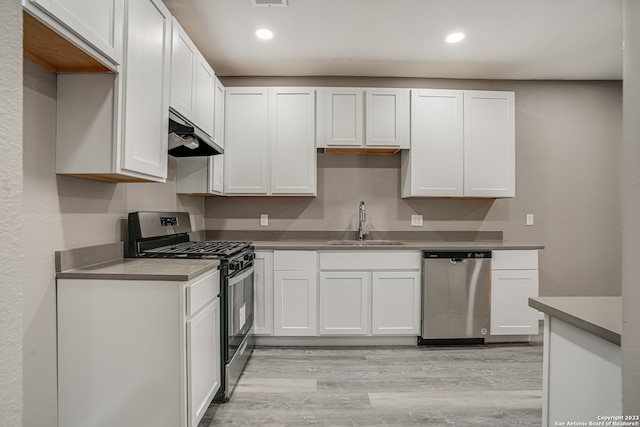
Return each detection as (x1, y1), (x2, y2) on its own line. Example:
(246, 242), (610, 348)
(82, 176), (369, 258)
(199, 337), (543, 426)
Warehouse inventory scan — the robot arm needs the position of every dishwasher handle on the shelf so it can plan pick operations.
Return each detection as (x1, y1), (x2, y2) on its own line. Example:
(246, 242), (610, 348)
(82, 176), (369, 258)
(424, 251), (492, 260)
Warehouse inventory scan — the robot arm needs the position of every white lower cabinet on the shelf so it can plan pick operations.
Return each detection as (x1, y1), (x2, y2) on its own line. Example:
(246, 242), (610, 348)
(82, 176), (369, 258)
(372, 271), (421, 335)
(318, 251), (422, 337)
(57, 269), (221, 427)
(319, 271), (370, 335)
(253, 251), (274, 335)
(273, 251), (317, 336)
(186, 297), (220, 426)
(490, 250), (540, 335)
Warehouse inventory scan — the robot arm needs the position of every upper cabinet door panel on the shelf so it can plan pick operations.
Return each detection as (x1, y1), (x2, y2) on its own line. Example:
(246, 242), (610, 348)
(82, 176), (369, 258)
(463, 91), (515, 198)
(224, 88), (269, 194)
(269, 88), (316, 195)
(195, 53), (215, 137)
(213, 77), (225, 148)
(28, 0), (124, 66)
(120, 0), (170, 179)
(324, 89), (363, 147)
(170, 17), (197, 120)
(365, 89), (409, 148)
(409, 89), (464, 196)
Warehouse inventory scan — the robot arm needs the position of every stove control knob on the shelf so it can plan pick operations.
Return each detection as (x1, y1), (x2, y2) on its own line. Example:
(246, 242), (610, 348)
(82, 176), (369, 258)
(244, 253), (255, 261)
(229, 261), (241, 271)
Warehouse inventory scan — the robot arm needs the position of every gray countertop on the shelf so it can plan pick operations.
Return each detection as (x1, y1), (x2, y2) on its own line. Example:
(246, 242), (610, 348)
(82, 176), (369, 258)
(250, 240), (544, 251)
(56, 258), (221, 281)
(529, 296), (621, 346)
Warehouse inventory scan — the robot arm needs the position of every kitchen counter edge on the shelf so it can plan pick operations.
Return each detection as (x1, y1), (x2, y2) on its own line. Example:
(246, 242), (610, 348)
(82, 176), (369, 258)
(529, 296), (621, 346)
(250, 241), (545, 251)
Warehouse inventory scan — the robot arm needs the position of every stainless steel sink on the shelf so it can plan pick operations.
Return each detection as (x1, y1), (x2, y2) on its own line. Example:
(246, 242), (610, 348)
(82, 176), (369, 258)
(326, 240), (405, 246)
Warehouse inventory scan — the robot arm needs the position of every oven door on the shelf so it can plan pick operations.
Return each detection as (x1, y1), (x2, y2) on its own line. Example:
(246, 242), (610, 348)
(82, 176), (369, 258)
(227, 265), (254, 362)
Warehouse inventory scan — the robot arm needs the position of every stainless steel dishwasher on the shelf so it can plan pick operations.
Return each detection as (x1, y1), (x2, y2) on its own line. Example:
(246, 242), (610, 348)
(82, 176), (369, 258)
(420, 251), (492, 344)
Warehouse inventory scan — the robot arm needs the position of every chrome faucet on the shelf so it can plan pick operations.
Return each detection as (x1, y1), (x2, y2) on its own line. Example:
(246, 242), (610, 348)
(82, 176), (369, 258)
(357, 201), (369, 241)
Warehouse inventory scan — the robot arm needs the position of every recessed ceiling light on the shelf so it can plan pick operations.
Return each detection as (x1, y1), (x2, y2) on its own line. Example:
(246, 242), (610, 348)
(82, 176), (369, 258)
(446, 32), (465, 44)
(255, 28), (274, 40)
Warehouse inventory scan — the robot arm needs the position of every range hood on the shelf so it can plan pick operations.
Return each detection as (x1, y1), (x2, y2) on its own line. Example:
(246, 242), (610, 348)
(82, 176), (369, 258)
(168, 109), (223, 157)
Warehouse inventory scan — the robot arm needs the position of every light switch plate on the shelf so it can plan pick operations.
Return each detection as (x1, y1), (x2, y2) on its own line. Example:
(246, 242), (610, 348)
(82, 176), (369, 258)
(526, 213), (534, 226)
(411, 214), (423, 227)
(260, 214), (268, 226)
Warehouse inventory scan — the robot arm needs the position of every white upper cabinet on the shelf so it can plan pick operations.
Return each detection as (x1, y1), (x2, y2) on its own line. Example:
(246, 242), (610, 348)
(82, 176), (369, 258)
(224, 88), (269, 194)
(402, 89), (515, 198)
(55, 0), (171, 182)
(317, 88), (410, 149)
(320, 88), (363, 147)
(269, 88), (316, 195)
(170, 18), (197, 120)
(365, 89), (410, 147)
(224, 87), (316, 196)
(23, 0), (124, 70)
(213, 76), (225, 148)
(170, 18), (216, 137)
(402, 89), (464, 197)
(463, 91), (515, 198)
(194, 53), (215, 137)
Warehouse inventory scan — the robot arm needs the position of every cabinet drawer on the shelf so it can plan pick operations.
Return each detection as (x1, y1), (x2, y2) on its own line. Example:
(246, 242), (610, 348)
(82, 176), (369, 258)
(319, 251), (421, 270)
(492, 250), (538, 270)
(186, 270), (220, 317)
(273, 250), (317, 271)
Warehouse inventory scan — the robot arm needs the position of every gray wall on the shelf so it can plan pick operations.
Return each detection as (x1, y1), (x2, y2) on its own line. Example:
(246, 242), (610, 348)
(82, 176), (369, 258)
(21, 59), (206, 427)
(208, 77), (623, 298)
(0, 1), (23, 425)
(622, 0), (640, 413)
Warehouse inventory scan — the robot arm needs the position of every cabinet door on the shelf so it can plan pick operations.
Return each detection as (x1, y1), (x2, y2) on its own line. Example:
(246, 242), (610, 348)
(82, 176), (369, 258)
(406, 89), (464, 197)
(195, 53), (215, 137)
(319, 272), (370, 335)
(365, 89), (409, 148)
(170, 17), (197, 120)
(224, 88), (269, 194)
(186, 298), (220, 427)
(372, 271), (421, 335)
(463, 91), (515, 198)
(490, 269), (539, 335)
(273, 270), (317, 336)
(269, 88), (316, 195)
(213, 76), (225, 148)
(322, 88), (363, 147)
(120, 0), (170, 180)
(253, 251), (274, 335)
(27, 0), (124, 66)
(208, 154), (224, 195)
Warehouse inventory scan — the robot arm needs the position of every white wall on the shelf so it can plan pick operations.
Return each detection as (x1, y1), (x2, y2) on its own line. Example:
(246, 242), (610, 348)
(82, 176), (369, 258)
(207, 77), (623, 298)
(21, 59), (205, 427)
(622, 0), (640, 414)
(0, 1), (23, 426)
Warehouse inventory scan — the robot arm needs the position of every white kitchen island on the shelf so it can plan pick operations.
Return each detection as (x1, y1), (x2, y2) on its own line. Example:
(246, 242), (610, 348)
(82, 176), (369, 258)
(529, 297), (622, 427)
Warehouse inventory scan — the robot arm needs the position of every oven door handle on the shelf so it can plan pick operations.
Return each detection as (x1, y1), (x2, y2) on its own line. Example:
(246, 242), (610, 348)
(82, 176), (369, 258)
(228, 265), (254, 284)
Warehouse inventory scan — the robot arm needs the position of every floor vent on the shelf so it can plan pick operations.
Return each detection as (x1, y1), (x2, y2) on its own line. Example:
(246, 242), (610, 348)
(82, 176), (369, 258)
(251, 0), (288, 6)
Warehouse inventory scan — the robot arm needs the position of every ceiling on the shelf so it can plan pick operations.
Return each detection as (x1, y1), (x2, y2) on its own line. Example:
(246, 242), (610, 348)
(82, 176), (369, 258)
(163, 0), (622, 80)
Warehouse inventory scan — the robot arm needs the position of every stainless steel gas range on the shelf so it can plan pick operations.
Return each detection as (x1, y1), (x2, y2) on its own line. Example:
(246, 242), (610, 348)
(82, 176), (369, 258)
(127, 211), (254, 402)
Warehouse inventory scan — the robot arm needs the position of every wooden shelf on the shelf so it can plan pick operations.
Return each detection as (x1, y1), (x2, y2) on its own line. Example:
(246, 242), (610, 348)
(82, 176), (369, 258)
(323, 148), (400, 155)
(23, 11), (110, 73)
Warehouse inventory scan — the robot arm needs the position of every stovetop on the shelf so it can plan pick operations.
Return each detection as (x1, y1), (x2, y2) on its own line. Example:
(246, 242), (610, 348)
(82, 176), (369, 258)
(127, 211), (253, 260)
(144, 241), (253, 258)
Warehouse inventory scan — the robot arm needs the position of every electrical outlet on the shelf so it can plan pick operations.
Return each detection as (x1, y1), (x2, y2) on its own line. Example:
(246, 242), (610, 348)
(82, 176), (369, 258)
(411, 214), (423, 227)
(526, 213), (534, 226)
(260, 214), (268, 226)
